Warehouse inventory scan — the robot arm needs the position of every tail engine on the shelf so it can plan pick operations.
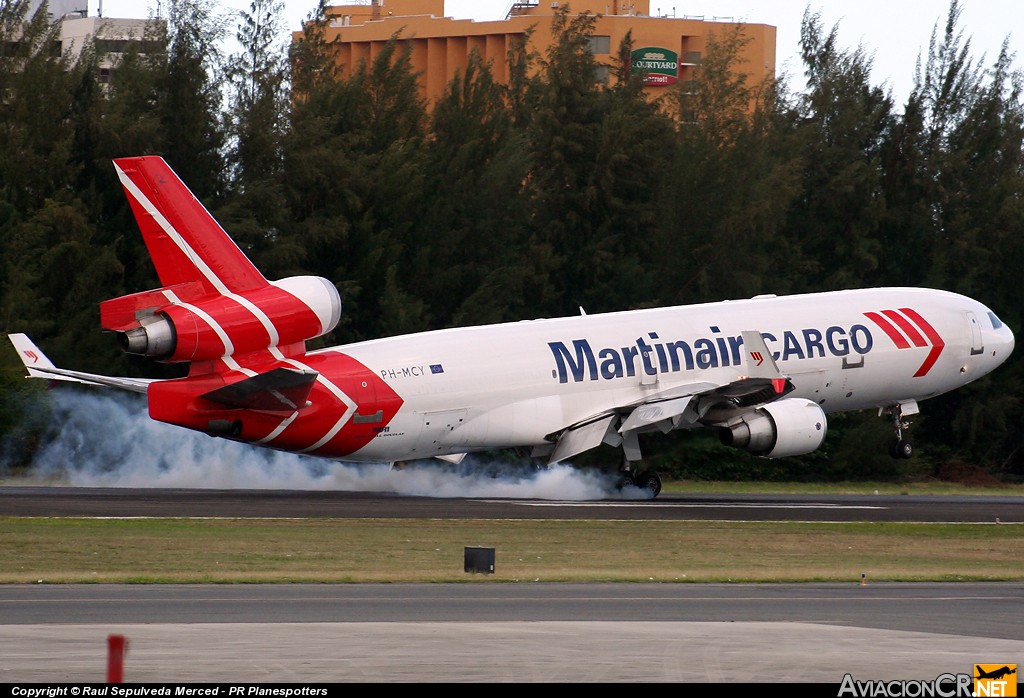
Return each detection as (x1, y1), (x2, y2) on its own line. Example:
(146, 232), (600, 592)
(100, 276), (342, 363)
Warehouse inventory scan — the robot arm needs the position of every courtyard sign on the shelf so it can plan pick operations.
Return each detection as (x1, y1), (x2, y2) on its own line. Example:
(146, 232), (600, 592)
(631, 47), (679, 85)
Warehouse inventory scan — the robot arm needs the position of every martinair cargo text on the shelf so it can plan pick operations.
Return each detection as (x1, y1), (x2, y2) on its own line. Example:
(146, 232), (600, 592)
(8, 157), (1016, 496)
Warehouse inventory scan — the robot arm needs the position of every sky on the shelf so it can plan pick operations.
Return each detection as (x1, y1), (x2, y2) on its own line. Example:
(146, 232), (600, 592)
(83, 1), (1024, 104)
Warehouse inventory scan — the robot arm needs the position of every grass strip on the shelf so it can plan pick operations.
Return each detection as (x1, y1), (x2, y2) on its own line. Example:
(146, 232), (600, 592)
(1, 517), (1021, 583)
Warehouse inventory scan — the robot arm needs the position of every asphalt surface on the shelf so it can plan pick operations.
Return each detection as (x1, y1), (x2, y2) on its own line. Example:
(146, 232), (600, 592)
(3, 582), (1023, 637)
(1, 486), (1022, 521)
(2, 583), (1023, 683)
(1, 487), (1022, 682)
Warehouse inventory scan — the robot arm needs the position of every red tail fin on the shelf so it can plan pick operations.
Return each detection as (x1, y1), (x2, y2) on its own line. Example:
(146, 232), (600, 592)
(113, 156), (267, 294)
(103, 157), (341, 365)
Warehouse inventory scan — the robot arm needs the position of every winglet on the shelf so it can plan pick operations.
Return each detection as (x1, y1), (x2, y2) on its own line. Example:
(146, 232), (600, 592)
(741, 330), (788, 393)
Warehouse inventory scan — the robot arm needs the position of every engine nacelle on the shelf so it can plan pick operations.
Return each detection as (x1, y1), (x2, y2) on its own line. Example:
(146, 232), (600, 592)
(718, 398), (828, 457)
(110, 275), (341, 362)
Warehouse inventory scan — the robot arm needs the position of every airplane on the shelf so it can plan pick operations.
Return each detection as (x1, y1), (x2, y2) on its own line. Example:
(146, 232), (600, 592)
(7, 156), (1016, 498)
(975, 666), (1017, 681)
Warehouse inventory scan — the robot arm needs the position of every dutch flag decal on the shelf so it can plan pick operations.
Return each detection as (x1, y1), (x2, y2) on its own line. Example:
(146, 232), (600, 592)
(863, 308), (945, 377)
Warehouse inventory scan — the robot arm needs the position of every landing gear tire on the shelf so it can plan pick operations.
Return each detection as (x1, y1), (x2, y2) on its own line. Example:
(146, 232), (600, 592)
(890, 439), (914, 459)
(887, 403), (914, 460)
(634, 470), (662, 498)
(615, 472), (635, 490)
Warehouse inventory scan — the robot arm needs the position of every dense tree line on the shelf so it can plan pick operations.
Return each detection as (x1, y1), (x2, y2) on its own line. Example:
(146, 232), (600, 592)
(1, 0), (1021, 481)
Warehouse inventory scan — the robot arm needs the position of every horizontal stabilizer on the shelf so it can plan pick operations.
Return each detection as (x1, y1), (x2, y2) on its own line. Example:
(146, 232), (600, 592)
(8, 334), (153, 393)
(200, 367), (319, 411)
(550, 414), (616, 464)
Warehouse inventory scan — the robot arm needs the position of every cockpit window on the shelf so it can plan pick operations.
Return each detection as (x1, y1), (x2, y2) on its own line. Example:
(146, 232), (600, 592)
(987, 311), (1004, 330)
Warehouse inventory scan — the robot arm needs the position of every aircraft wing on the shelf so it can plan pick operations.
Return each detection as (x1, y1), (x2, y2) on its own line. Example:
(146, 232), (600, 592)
(548, 413), (619, 463)
(8, 334), (154, 394)
(545, 330), (794, 463)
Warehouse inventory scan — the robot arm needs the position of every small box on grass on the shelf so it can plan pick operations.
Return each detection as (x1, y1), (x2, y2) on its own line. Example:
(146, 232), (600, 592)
(464, 546), (495, 574)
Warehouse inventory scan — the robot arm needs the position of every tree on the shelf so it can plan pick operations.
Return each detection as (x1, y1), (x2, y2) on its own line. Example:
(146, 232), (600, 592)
(783, 9), (894, 292)
(900, 2), (1024, 474)
(0, 1), (79, 213)
(407, 50), (539, 327)
(288, 0), (339, 99)
(218, 0), (291, 274)
(283, 34), (428, 341)
(158, 0), (229, 202)
(523, 6), (668, 316)
(658, 25), (798, 303)
(575, 31), (675, 310)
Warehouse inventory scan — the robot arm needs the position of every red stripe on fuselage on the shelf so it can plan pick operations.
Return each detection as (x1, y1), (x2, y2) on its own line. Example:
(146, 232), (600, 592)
(864, 311), (911, 349)
(864, 308), (945, 377)
(898, 307), (945, 377)
(149, 352), (403, 458)
(881, 309), (928, 347)
(266, 351), (404, 457)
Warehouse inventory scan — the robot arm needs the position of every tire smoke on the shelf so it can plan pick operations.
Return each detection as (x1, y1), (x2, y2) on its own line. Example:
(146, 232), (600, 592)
(4, 389), (649, 500)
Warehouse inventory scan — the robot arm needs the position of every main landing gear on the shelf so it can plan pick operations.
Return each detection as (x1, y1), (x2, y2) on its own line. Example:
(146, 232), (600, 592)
(616, 459), (662, 497)
(612, 430), (663, 497)
(888, 403), (914, 459)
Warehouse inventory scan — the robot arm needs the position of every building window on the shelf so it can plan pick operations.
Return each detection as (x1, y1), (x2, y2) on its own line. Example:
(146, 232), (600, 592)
(595, 64), (610, 83)
(94, 39), (165, 55)
(587, 35), (610, 54)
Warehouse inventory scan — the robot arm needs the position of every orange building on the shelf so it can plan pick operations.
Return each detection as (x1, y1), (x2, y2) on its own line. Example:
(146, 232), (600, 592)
(301, 0), (776, 106)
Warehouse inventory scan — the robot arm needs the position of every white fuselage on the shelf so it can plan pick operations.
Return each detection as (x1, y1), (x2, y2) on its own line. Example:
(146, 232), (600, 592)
(321, 288), (1014, 461)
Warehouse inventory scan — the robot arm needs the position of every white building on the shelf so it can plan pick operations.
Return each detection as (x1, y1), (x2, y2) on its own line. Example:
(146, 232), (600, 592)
(26, 1), (165, 82)
(28, 1), (87, 21)
(60, 16), (164, 81)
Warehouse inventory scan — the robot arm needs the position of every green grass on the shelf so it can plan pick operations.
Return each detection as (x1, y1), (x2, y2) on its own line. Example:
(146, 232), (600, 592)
(2, 480), (1020, 584)
(1, 516), (1021, 584)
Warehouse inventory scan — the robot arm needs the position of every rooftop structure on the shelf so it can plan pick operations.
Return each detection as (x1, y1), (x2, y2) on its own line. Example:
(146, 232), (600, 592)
(300, 0), (776, 106)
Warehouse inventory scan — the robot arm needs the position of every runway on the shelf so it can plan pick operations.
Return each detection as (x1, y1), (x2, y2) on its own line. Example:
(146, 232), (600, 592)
(3, 583), (1023, 682)
(2, 486), (1022, 522)
(2, 488), (1022, 682)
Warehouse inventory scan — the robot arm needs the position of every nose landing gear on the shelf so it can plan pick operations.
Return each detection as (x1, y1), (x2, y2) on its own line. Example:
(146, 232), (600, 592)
(886, 402), (915, 459)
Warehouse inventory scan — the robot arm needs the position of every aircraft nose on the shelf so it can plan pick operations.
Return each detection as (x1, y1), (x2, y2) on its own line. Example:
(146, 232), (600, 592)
(972, 307), (1014, 377)
(987, 317), (1014, 367)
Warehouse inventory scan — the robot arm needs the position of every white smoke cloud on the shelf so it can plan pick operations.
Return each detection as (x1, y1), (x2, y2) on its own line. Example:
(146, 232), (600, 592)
(9, 389), (650, 500)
